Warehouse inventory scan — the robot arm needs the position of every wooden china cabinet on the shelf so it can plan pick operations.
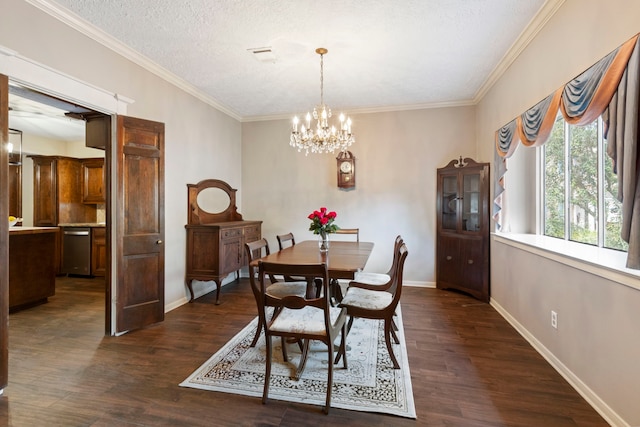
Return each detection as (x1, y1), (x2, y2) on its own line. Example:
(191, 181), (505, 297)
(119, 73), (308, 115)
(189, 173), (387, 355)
(184, 179), (261, 305)
(436, 157), (490, 302)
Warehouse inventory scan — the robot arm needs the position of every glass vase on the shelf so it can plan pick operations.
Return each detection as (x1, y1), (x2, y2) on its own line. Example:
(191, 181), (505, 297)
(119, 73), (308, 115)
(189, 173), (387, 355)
(318, 232), (330, 252)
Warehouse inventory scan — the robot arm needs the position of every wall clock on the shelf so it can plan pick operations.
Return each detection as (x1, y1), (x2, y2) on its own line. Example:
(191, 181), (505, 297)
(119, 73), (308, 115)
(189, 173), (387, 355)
(336, 150), (355, 188)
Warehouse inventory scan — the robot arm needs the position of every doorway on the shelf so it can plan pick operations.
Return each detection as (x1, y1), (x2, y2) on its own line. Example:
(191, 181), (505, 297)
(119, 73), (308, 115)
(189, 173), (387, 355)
(7, 81), (111, 332)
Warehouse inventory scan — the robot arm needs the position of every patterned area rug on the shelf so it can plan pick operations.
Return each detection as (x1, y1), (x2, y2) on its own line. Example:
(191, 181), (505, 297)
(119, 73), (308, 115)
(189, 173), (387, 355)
(180, 306), (416, 418)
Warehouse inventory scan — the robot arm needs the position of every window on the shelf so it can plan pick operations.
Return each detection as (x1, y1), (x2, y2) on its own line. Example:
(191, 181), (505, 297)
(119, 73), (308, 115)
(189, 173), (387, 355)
(542, 115), (628, 251)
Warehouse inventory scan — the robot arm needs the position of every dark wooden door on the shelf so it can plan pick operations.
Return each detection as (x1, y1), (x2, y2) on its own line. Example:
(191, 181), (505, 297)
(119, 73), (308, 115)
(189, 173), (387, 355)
(0, 74), (9, 391)
(115, 115), (165, 333)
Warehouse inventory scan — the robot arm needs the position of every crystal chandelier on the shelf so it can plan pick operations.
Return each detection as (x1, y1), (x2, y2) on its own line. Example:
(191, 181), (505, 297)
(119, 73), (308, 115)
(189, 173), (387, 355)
(290, 48), (355, 155)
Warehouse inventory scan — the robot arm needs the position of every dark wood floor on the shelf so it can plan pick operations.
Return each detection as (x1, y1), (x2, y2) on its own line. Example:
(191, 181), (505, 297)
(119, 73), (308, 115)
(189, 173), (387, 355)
(0, 276), (607, 426)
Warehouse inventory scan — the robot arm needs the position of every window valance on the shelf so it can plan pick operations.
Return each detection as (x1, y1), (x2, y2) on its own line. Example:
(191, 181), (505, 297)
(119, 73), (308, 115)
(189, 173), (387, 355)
(494, 33), (640, 269)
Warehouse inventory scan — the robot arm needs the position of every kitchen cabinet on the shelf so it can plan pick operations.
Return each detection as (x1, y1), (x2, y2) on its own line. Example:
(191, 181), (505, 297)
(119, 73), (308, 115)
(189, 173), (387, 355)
(30, 155), (97, 226)
(91, 227), (107, 277)
(436, 157), (490, 302)
(184, 179), (262, 304)
(9, 227), (58, 311)
(85, 113), (110, 150)
(82, 158), (105, 204)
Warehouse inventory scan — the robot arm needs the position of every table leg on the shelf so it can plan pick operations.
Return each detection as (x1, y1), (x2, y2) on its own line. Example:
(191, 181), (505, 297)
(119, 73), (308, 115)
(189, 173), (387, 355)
(329, 278), (343, 306)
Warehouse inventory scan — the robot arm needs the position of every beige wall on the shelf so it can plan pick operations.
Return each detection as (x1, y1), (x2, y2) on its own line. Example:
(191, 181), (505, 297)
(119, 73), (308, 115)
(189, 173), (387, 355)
(241, 107), (477, 283)
(478, 0), (640, 424)
(1, 0), (243, 304)
(3, 0), (639, 423)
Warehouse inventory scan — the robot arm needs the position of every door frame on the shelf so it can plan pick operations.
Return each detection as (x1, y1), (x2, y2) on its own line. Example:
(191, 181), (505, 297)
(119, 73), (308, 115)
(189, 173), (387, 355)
(0, 46), (133, 336)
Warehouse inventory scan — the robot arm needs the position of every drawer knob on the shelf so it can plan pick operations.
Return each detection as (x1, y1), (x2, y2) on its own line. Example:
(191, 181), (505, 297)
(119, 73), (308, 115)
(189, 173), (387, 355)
(446, 255), (452, 261)
(468, 259), (473, 264)
(156, 240), (163, 245)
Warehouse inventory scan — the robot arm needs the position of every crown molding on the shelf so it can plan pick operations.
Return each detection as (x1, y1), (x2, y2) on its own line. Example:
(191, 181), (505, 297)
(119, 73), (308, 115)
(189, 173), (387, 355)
(25, 0), (242, 121)
(474, 0), (565, 103)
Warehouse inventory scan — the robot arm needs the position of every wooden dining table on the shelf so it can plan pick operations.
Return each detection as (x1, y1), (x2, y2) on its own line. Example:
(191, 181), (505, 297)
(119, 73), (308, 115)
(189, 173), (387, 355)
(250, 239), (375, 300)
(250, 239), (374, 377)
(250, 240), (374, 277)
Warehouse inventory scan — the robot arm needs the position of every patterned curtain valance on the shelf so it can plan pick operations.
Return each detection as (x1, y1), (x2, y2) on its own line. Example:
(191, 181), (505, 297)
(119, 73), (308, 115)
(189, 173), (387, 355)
(495, 34), (638, 159)
(493, 33), (640, 268)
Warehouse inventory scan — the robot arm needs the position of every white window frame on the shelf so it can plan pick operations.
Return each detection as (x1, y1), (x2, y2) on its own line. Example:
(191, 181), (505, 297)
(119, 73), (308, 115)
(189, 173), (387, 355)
(538, 116), (625, 251)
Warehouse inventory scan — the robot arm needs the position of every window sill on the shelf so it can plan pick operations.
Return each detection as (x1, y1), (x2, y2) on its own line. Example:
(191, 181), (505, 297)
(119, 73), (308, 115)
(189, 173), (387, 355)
(492, 232), (640, 291)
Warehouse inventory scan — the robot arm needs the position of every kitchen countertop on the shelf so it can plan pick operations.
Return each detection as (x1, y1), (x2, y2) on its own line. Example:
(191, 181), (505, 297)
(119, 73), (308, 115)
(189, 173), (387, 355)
(9, 226), (59, 235)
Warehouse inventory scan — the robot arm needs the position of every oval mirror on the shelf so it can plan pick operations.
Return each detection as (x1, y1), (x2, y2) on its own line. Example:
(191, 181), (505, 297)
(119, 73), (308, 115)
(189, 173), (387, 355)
(197, 187), (231, 214)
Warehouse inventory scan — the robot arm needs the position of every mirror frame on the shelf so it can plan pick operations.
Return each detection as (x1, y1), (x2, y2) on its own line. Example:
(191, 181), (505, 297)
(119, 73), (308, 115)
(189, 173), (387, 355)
(187, 179), (243, 224)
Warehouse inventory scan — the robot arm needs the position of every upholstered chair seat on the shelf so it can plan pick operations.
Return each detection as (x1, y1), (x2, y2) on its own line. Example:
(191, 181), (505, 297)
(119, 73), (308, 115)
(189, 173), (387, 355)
(340, 287), (392, 311)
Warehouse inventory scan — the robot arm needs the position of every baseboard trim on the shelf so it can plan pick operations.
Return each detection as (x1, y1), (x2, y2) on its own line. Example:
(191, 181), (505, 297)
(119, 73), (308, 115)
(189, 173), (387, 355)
(490, 298), (628, 427)
(404, 280), (435, 288)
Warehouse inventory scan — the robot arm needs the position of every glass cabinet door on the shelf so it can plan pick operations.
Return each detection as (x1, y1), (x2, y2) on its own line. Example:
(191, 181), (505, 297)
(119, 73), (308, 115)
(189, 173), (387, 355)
(441, 175), (458, 230)
(462, 172), (481, 231)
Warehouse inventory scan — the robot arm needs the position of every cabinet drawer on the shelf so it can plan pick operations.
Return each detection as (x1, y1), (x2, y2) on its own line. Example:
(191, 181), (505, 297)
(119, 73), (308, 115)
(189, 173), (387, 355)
(244, 225), (261, 241)
(222, 228), (243, 240)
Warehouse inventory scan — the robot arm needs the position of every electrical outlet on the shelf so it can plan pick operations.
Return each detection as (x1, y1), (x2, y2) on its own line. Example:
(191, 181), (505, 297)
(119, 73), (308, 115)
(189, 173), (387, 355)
(551, 310), (558, 329)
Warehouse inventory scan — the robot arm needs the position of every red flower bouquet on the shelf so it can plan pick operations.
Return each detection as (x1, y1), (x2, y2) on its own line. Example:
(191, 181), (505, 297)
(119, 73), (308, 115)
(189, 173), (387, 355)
(308, 207), (339, 237)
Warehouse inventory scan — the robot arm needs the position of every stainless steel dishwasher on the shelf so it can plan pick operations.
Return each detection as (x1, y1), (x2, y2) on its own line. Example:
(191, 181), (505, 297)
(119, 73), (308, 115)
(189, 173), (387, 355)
(61, 227), (92, 276)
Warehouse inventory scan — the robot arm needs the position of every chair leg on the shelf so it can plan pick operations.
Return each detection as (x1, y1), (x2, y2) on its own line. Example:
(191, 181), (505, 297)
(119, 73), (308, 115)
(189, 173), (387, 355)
(281, 337), (288, 361)
(250, 317), (263, 347)
(324, 341), (334, 414)
(334, 322), (348, 369)
(263, 335), (272, 404)
(390, 322), (400, 345)
(384, 319), (400, 369)
(346, 315), (355, 335)
(295, 339), (311, 380)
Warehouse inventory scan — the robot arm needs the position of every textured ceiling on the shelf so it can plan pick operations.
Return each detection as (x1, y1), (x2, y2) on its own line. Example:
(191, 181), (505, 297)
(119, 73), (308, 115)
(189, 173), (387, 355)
(39, 0), (551, 121)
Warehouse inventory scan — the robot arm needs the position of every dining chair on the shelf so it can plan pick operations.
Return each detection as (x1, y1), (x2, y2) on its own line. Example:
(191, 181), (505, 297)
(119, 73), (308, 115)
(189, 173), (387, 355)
(338, 242), (408, 369)
(258, 261), (348, 414)
(352, 235), (403, 287)
(334, 227), (359, 242)
(244, 239), (308, 349)
(276, 232), (323, 296)
(276, 232), (296, 250)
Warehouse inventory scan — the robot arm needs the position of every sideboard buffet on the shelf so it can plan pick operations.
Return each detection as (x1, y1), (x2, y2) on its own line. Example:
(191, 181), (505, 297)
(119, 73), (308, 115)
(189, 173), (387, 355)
(184, 179), (261, 304)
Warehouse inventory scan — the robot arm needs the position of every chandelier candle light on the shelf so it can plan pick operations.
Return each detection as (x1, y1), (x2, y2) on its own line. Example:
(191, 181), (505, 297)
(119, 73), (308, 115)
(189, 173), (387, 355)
(290, 48), (355, 155)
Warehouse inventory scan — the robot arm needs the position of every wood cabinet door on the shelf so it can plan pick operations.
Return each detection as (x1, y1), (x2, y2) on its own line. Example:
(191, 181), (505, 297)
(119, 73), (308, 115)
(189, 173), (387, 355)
(82, 158), (105, 203)
(32, 157), (58, 226)
(115, 115), (165, 333)
(437, 234), (459, 286)
(221, 228), (243, 273)
(459, 236), (487, 301)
